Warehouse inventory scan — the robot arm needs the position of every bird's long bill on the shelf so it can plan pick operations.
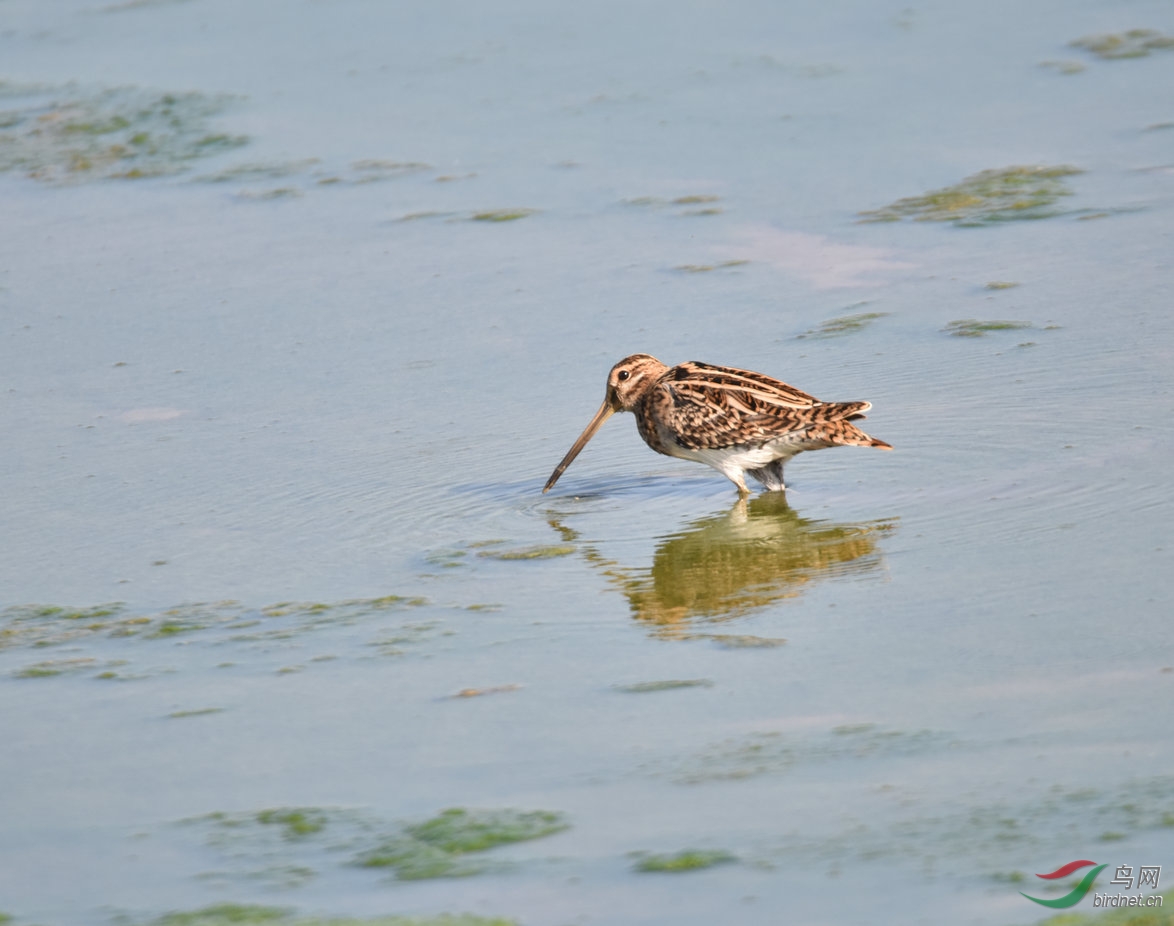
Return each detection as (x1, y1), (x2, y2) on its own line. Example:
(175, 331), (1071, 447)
(542, 399), (615, 493)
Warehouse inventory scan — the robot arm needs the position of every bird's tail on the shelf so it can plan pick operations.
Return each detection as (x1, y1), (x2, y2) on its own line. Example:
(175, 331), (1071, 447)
(810, 417), (892, 450)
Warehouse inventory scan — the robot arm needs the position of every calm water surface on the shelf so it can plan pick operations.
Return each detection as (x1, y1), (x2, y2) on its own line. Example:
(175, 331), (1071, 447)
(2, 1), (1173, 924)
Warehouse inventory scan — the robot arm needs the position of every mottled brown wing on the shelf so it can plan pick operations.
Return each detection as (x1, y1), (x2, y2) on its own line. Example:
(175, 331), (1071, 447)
(675, 361), (821, 409)
(646, 365), (874, 451)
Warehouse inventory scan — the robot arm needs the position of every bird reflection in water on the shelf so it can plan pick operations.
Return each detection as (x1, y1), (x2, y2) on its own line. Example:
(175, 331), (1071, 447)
(549, 493), (896, 640)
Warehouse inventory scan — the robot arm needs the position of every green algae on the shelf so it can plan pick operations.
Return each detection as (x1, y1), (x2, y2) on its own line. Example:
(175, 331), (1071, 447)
(1, 595), (428, 649)
(368, 620), (443, 656)
(236, 187), (302, 201)
(187, 804), (567, 886)
(831, 723), (878, 735)
(352, 159), (431, 177)
(15, 657), (100, 678)
(424, 549), (468, 569)
(622, 195), (721, 213)
(633, 849), (736, 872)
(354, 839), (487, 880)
(944, 318), (1034, 337)
(476, 544), (575, 560)
(990, 870), (1028, 883)
(1071, 29), (1174, 60)
(192, 158), (430, 194)
(757, 773), (1174, 884)
(469, 209), (536, 222)
(91, 662), (139, 680)
(1, 594), (439, 679)
(0, 84), (247, 184)
(671, 725), (949, 784)
(858, 165), (1083, 226)
(196, 161), (320, 183)
(405, 808), (568, 853)
(260, 602), (330, 617)
(185, 807), (342, 854)
(255, 809), (329, 839)
(182, 807), (370, 887)
(146, 908), (289, 926)
(796, 311), (889, 339)
(147, 618), (207, 638)
(7, 603), (124, 626)
(615, 679), (714, 693)
(396, 211), (458, 222)
(673, 261), (748, 273)
(141, 907), (516, 926)
(452, 684), (521, 698)
(168, 708), (225, 719)
(193, 808), (336, 836)
(356, 808), (569, 881)
(1040, 59), (1086, 75)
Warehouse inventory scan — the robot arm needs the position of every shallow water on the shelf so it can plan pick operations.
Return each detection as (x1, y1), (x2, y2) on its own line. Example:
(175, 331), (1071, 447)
(2, 1), (1174, 924)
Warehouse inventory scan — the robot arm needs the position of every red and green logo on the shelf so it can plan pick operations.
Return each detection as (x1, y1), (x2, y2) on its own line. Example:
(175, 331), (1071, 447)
(1021, 860), (1107, 908)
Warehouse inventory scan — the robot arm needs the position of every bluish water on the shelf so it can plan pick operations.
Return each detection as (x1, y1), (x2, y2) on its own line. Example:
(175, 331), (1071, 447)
(2, 1), (1173, 924)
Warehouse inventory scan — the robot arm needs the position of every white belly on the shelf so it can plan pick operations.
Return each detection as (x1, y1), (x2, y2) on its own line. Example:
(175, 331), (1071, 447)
(668, 443), (795, 471)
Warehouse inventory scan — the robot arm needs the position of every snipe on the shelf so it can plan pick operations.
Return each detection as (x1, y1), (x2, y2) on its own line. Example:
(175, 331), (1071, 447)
(543, 354), (891, 496)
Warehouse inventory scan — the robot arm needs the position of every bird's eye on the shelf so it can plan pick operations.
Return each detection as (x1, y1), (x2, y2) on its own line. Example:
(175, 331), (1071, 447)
(617, 370), (631, 381)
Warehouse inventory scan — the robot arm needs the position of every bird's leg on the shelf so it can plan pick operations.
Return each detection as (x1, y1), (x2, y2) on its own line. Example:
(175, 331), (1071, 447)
(747, 460), (787, 493)
(715, 461), (753, 496)
(768, 459), (787, 492)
